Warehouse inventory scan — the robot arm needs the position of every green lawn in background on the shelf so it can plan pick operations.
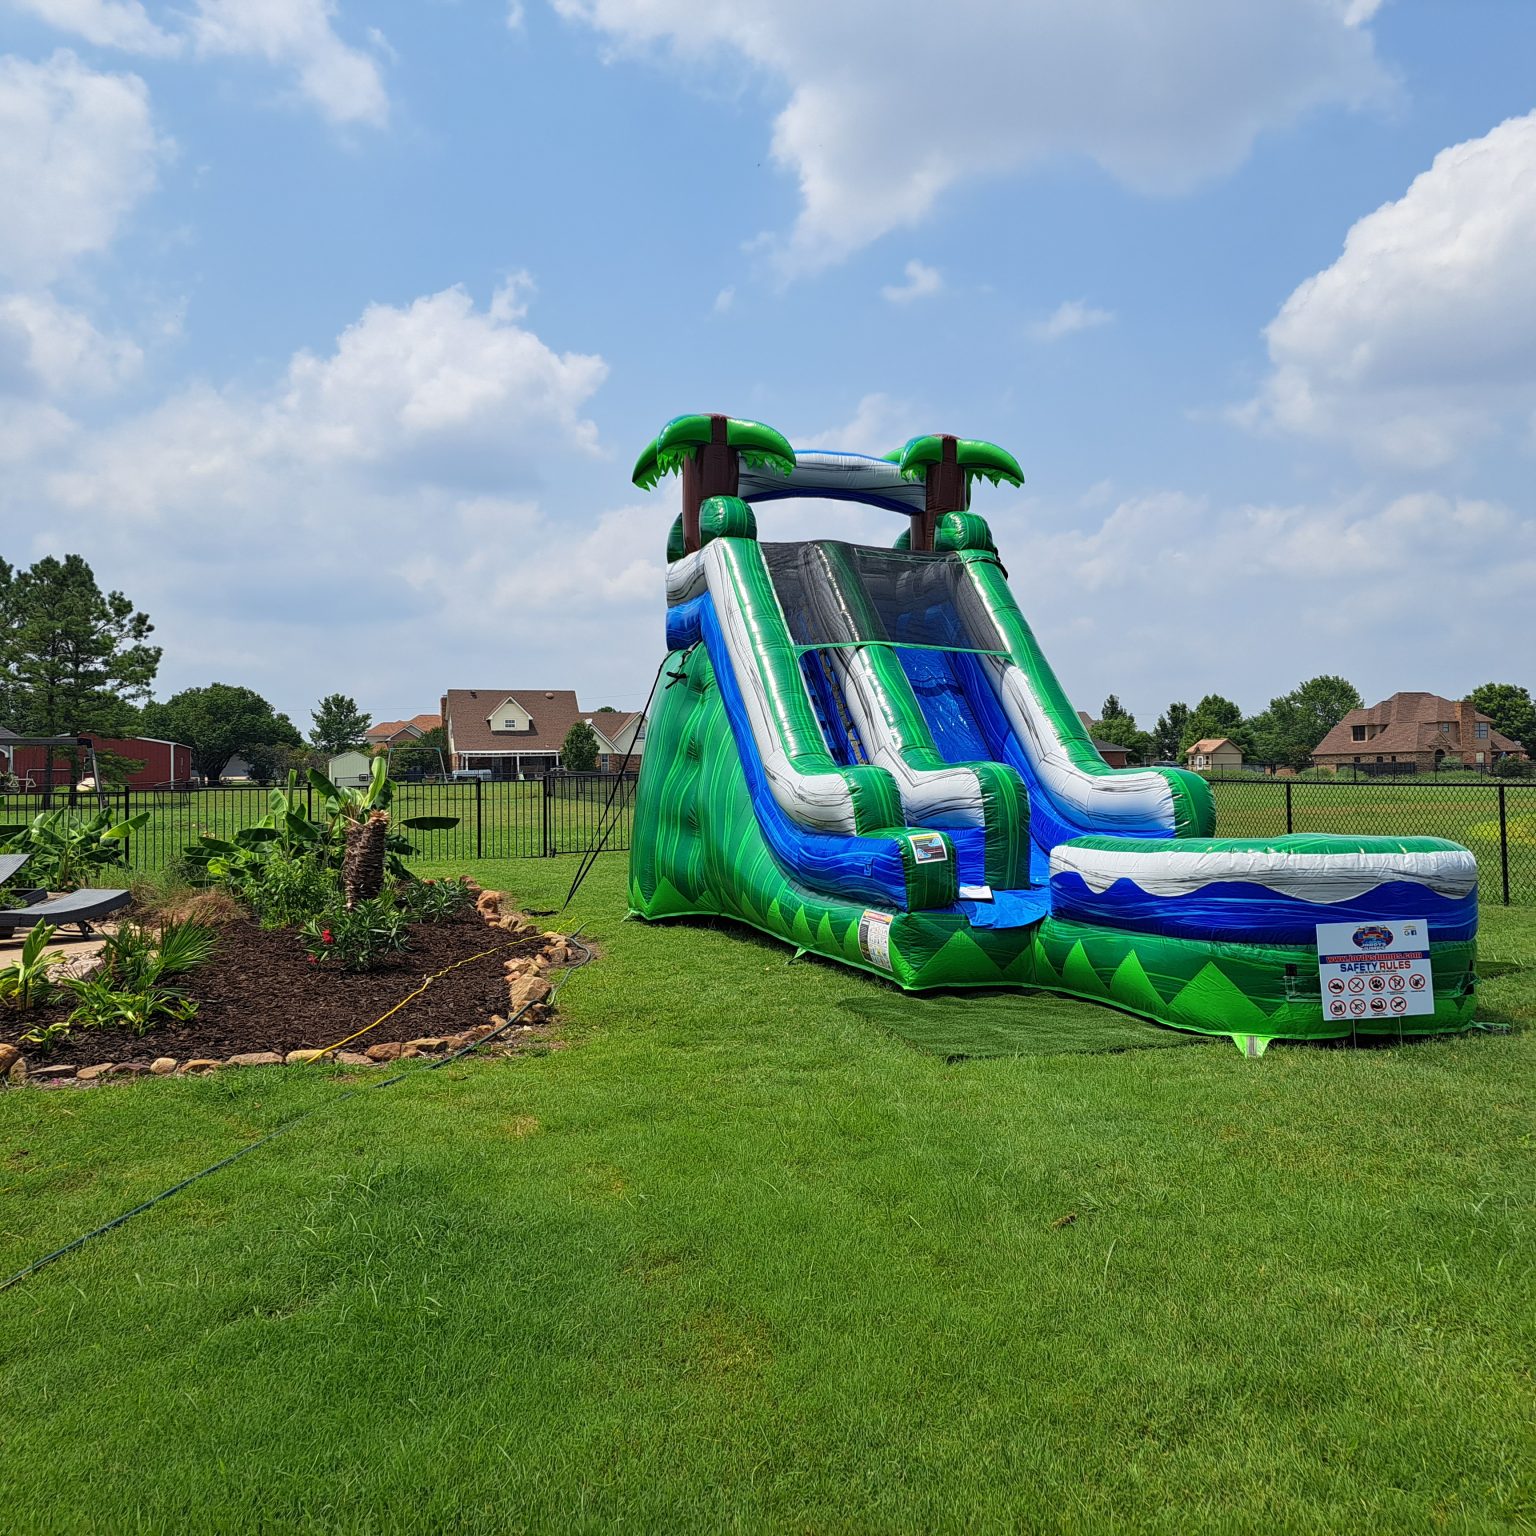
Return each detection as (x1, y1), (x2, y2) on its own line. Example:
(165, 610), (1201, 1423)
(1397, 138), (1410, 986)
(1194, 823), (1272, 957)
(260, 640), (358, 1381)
(1, 853), (1531, 1533)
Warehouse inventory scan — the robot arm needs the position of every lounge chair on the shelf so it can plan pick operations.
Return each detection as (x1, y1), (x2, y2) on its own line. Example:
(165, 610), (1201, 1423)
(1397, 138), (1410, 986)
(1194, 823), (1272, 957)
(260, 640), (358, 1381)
(0, 888), (132, 939)
(0, 852), (31, 884)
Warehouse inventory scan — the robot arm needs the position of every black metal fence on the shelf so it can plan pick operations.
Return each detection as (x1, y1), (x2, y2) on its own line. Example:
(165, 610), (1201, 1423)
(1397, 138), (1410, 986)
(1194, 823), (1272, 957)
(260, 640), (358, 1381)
(1, 773), (638, 874)
(1205, 776), (1534, 906)
(5, 771), (1531, 905)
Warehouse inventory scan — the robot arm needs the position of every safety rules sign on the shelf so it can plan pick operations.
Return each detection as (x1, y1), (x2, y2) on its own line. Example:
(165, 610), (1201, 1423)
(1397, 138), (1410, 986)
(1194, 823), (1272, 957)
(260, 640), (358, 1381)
(1316, 919), (1434, 1022)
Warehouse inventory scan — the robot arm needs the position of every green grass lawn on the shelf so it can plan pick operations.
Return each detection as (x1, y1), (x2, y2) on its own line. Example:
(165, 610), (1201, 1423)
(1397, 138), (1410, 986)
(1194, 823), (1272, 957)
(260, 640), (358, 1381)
(1209, 778), (1536, 904)
(2, 855), (1532, 1533)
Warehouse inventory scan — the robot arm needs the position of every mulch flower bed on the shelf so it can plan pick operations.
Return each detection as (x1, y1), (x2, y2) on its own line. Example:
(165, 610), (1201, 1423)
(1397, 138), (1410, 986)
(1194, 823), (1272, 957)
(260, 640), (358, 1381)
(0, 891), (571, 1083)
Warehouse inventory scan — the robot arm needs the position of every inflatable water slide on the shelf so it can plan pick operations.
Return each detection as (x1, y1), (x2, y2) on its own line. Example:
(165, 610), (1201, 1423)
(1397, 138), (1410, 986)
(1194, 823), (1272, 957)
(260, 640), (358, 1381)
(627, 414), (1480, 1049)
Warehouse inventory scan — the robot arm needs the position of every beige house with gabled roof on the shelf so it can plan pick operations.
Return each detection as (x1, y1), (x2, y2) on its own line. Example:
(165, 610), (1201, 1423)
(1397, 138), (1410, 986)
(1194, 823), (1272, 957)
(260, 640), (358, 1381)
(440, 690), (645, 777)
(1185, 737), (1242, 772)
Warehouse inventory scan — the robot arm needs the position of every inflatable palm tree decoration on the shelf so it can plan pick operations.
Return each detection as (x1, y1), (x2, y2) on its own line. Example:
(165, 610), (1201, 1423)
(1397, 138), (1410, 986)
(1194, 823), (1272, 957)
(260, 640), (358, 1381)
(632, 414), (794, 554)
(886, 435), (1024, 550)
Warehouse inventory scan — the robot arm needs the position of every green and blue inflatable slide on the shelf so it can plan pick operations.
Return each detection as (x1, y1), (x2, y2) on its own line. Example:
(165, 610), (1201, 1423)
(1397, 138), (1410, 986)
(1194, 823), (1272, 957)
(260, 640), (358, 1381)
(628, 414), (1479, 1049)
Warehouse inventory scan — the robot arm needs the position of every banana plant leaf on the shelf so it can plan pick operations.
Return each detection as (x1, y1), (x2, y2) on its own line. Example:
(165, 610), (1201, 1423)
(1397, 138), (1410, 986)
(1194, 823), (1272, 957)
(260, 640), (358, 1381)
(400, 815), (459, 830)
(632, 414), (796, 490)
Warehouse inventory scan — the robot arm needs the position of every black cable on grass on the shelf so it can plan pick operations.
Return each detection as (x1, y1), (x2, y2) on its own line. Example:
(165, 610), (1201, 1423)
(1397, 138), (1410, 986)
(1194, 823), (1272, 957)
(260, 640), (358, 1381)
(0, 931), (592, 1295)
(561, 651), (682, 912)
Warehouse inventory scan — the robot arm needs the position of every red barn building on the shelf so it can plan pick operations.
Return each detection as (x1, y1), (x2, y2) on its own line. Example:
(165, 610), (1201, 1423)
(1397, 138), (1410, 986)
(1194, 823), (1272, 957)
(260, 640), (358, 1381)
(6, 735), (193, 791)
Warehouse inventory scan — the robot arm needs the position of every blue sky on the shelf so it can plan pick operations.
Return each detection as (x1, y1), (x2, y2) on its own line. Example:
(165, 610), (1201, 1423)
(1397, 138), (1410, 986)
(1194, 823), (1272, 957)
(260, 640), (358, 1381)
(1, 0), (1533, 735)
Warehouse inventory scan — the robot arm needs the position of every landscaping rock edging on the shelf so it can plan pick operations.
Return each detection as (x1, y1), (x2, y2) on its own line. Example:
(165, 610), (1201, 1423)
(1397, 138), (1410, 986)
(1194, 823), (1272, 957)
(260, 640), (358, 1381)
(4, 887), (575, 1089)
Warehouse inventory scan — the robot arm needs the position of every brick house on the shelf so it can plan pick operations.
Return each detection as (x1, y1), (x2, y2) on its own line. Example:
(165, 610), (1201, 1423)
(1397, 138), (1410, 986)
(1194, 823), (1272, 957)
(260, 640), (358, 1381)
(1311, 692), (1528, 773)
(440, 691), (645, 777)
(365, 713), (441, 750)
(1076, 711), (1130, 768)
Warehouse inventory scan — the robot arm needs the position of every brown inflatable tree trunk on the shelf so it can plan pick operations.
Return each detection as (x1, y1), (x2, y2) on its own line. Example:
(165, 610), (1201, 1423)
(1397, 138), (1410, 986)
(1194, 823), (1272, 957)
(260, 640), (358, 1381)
(343, 809), (390, 908)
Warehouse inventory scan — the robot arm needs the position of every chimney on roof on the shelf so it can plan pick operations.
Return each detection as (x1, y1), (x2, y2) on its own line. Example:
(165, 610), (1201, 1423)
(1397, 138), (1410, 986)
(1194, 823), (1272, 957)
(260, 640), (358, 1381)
(1457, 696), (1477, 755)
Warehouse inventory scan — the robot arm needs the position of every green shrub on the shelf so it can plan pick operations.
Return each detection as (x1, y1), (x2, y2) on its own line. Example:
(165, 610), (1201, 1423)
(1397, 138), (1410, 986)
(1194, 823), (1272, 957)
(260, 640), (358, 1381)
(397, 876), (475, 923)
(218, 851), (340, 928)
(65, 976), (197, 1035)
(300, 898), (411, 972)
(1492, 756), (1534, 779)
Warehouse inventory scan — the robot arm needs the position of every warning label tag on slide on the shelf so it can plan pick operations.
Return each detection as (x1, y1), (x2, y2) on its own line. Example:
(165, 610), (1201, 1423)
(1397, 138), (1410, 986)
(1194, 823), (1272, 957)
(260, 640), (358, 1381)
(907, 832), (948, 864)
(858, 910), (893, 971)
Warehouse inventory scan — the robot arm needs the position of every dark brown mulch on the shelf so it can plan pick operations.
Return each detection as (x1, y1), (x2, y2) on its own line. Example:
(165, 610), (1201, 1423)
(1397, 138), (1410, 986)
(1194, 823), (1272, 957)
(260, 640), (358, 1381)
(1, 914), (539, 1069)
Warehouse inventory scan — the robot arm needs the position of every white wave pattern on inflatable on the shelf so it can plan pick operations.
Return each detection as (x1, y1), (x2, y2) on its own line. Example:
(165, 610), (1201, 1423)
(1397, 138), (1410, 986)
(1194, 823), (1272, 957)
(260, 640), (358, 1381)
(1050, 842), (1479, 903)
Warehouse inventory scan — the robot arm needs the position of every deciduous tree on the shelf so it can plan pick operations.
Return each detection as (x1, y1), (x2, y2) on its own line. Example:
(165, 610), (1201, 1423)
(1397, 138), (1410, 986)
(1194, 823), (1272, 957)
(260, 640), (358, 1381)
(310, 693), (372, 755)
(1468, 683), (1536, 753)
(560, 720), (599, 773)
(1250, 675), (1363, 770)
(141, 684), (302, 784)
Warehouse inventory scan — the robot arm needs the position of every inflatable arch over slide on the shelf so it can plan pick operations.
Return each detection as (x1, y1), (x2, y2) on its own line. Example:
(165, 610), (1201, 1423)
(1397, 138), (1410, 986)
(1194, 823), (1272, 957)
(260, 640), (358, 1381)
(626, 413), (1480, 1050)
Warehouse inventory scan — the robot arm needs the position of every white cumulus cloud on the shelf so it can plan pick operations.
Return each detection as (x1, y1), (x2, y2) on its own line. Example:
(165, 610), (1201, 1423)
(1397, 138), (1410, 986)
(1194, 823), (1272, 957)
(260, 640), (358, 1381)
(1020, 485), (1536, 721)
(1244, 109), (1536, 467)
(1033, 299), (1115, 341)
(881, 260), (942, 305)
(0, 281), (635, 718)
(0, 291), (143, 396)
(0, 50), (165, 284)
(188, 0), (389, 127)
(554, 0), (1389, 271)
(6, 0), (181, 55)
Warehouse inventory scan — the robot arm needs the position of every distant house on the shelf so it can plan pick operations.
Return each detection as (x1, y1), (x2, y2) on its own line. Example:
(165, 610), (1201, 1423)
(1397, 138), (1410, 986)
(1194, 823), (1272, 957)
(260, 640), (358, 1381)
(365, 713), (441, 750)
(1185, 738), (1242, 772)
(1312, 692), (1527, 773)
(590, 710), (647, 772)
(440, 691), (646, 778)
(328, 749), (373, 787)
(1077, 711), (1130, 769)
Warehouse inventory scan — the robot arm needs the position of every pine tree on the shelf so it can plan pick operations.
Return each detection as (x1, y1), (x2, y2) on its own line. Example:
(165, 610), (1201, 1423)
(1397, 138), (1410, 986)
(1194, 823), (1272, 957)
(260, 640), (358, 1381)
(0, 554), (160, 735)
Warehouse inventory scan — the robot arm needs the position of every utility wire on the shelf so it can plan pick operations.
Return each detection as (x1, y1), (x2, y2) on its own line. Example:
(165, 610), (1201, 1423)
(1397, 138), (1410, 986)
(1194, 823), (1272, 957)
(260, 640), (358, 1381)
(561, 650), (684, 912)
(1, 931), (591, 1294)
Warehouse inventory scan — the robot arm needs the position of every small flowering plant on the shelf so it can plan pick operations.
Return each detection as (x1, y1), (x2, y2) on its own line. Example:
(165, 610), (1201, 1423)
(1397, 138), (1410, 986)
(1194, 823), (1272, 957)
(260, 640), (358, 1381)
(299, 899), (411, 972)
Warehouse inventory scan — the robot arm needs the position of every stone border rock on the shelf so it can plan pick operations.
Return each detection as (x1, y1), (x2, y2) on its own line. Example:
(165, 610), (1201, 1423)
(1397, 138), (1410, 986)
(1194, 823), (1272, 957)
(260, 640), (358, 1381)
(1, 885), (577, 1089)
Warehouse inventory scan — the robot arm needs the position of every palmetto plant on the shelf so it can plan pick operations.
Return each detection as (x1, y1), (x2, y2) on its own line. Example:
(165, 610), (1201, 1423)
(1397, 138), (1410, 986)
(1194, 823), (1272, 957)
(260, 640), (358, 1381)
(97, 919), (217, 990)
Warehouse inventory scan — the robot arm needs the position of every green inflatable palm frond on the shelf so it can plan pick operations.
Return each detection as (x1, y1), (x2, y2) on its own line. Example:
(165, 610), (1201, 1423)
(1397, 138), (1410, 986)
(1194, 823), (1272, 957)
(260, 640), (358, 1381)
(891, 435), (1025, 490)
(632, 414), (796, 490)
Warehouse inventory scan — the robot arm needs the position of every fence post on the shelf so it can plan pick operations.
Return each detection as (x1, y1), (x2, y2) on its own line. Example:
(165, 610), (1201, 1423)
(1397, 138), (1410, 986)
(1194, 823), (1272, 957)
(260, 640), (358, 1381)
(475, 776), (483, 860)
(1498, 783), (1510, 906)
(542, 775), (553, 858)
(122, 785), (132, 869)
(1284, 780), (1293, 835)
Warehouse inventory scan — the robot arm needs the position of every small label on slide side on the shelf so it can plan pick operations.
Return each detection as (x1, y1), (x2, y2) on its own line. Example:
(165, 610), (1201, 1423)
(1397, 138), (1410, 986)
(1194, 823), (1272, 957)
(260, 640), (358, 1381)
(958, 884), (994, 901)
(858, 910), (894, 971)
(907, 832), (948, 865)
